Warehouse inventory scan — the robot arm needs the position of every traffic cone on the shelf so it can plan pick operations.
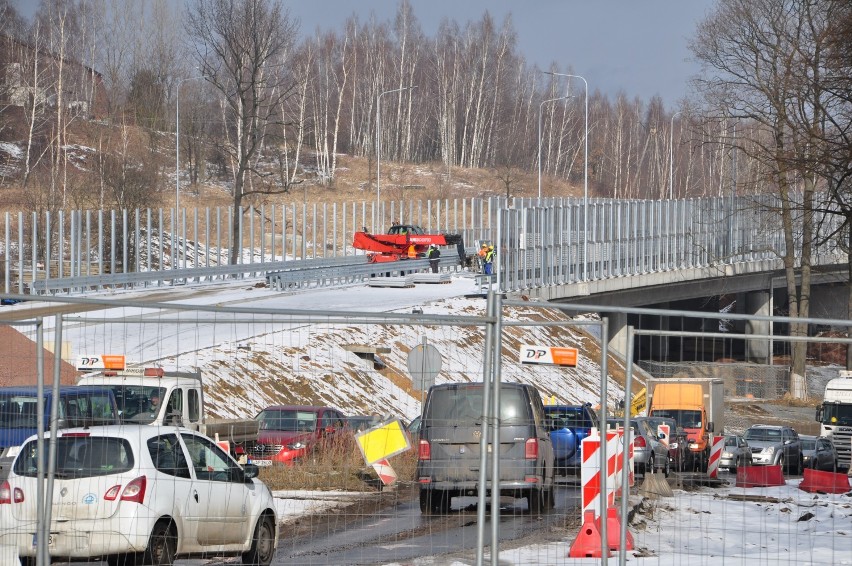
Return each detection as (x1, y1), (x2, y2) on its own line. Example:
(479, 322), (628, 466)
(568, 510), (610, 558)
(601, 505), (634, 551)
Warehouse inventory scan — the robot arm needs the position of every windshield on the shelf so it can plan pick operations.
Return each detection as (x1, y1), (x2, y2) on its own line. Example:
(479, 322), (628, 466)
(744, 428), (782, 442)
(0, 392), (117, 429)
(108, 386), (167, 424)
(544, 407), (594, 431)
(14, 436), (134, 478)
(800, 439), (816, 451)
(821, 403), (852, 426)
(650, 409), (702, 429)
(257, 409), (318, 432)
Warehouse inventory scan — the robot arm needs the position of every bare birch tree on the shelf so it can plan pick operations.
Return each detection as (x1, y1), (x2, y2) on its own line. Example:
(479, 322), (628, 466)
(691, 0), (835, 396)
(186, 0), (297, 265)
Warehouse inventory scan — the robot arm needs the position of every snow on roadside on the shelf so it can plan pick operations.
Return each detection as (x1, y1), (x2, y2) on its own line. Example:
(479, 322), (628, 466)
(379, 478), (852, 565)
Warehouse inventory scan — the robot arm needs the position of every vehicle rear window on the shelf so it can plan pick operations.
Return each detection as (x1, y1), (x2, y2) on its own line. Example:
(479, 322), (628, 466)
(800, 439), (816, 450)
(14, 436), (134, 478)
(425, 387), (530, 425)
(544, 407), (593, 430)
(257, 409), (318, 431)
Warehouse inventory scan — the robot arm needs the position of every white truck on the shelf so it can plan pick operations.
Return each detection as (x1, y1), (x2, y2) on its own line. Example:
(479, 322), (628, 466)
(815, 370), (852, 472)
(76, 366), (259, 460)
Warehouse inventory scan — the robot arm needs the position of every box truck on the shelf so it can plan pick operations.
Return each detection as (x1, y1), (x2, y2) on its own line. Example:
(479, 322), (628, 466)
(645, 377), (724, 471)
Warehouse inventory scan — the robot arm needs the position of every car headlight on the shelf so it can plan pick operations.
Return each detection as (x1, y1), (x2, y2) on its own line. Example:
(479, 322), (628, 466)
(763, 446), (775, 455)
(722, 451), (732, 458)
(287, 441), (308, 450)
(688, 442), (699, 450)
(670, 442), (679, 449)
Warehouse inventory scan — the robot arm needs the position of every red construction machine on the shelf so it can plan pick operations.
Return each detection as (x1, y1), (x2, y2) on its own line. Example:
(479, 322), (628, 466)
(352, 224), (466, 263)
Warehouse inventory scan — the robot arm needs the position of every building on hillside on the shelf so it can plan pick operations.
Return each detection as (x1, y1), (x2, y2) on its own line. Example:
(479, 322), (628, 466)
(0, 33), (108, 123)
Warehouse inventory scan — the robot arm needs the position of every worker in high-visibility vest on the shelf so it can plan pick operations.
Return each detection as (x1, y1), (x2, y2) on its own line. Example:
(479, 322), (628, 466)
(484, 245), (495, 275)
(478, 243), (488, 273)
(407, 243), (417, 259)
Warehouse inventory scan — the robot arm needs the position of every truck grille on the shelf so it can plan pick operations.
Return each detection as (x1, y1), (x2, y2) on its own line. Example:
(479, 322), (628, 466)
(253, 443), (283, 456)
(831, 428), (852, 466)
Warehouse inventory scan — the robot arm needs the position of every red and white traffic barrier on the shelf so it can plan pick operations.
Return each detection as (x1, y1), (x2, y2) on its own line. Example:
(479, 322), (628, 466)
(581, 431), (604, 517)
(581, 427), (634, 519)
(707, 435), (725, 478)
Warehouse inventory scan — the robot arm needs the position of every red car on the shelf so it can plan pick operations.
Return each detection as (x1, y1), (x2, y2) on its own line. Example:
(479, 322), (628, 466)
(251, 405), (348, 466)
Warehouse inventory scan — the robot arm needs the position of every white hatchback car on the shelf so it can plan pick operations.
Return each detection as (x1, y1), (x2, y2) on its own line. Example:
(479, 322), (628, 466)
(0, 425), (278, 566)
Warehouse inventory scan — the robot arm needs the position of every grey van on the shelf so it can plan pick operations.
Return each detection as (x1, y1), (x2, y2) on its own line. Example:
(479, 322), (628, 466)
(416, 382), (555, 514)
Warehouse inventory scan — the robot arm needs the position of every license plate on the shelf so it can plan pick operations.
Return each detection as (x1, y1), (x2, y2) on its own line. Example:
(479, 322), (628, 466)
(32, 533), (56, 547)
(252, 459), (272, 467)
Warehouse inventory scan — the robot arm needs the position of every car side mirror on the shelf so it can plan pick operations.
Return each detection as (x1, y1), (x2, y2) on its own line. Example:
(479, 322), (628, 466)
(164, 411), (183, 426)
(707, 421), (714, 433)
(242, 463), (259, 479)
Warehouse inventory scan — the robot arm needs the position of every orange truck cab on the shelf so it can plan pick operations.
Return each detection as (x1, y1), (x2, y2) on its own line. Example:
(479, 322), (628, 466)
(646, 378), (724, 471)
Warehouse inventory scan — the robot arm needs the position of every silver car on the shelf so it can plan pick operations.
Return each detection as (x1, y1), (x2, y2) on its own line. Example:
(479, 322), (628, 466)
(743, 424), (803, 474)
(719, 434), (753, 471)
(608, 417), (670, 476)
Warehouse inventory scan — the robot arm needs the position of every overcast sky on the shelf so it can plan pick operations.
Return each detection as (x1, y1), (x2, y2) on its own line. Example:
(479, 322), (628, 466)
(12, 0), (716, 107)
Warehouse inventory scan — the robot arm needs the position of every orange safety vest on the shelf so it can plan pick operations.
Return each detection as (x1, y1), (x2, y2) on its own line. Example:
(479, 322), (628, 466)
(408, 244), (417, 259)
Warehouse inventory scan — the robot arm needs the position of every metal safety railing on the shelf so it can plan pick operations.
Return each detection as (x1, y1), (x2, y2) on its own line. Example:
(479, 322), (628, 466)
(4, 194), (847, 296)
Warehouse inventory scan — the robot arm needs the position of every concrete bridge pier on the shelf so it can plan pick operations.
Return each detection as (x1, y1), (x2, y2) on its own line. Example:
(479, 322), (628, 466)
(745, 289), (772, 364)
(606, 311), (629, 361)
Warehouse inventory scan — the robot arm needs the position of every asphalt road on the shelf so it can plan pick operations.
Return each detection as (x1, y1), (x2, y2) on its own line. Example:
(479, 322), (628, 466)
(271, 480), (581, 565)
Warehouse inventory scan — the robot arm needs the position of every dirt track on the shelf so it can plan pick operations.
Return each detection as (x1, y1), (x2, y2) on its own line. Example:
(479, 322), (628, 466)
(726, 400), (820, 436)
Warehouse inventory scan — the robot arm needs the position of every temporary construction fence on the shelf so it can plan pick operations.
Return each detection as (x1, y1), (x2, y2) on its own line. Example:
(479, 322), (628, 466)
(0, 290), (851, 565)
(638, 360), (791, 400)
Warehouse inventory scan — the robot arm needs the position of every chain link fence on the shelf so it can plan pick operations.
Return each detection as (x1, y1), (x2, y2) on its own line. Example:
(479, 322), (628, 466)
(637, 359), (791, 400)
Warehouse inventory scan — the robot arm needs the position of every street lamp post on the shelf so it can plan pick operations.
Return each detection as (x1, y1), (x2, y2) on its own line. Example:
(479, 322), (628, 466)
(545, 72), (588, 279)
(376, 85), (417, 215)
(669, 110), (682, 199)
(175, 75), (204, 268)
(538, 96), (570, 200)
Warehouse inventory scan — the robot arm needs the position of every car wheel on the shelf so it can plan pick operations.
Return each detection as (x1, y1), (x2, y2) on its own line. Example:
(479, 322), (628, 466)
(435, 490), (452, 514)
(419, 489), (433, 514)
(545, 486), (555, 510)
(797, 456), (803, 475)
(420, 489), (449, 514)
(529, 487), (549, 514)
(242, 514), (275, 566)
(778, 453), (786, 473)
(663, 455), (670, 477)
(647, 454), (654, 476)
(106, 554), (134, 566)
(143, 519), (177, 566)
(19, 558), (36, 566)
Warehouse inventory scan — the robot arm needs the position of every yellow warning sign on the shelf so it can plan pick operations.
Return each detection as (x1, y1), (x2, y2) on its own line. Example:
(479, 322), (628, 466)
(355, 419), (411, 465)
